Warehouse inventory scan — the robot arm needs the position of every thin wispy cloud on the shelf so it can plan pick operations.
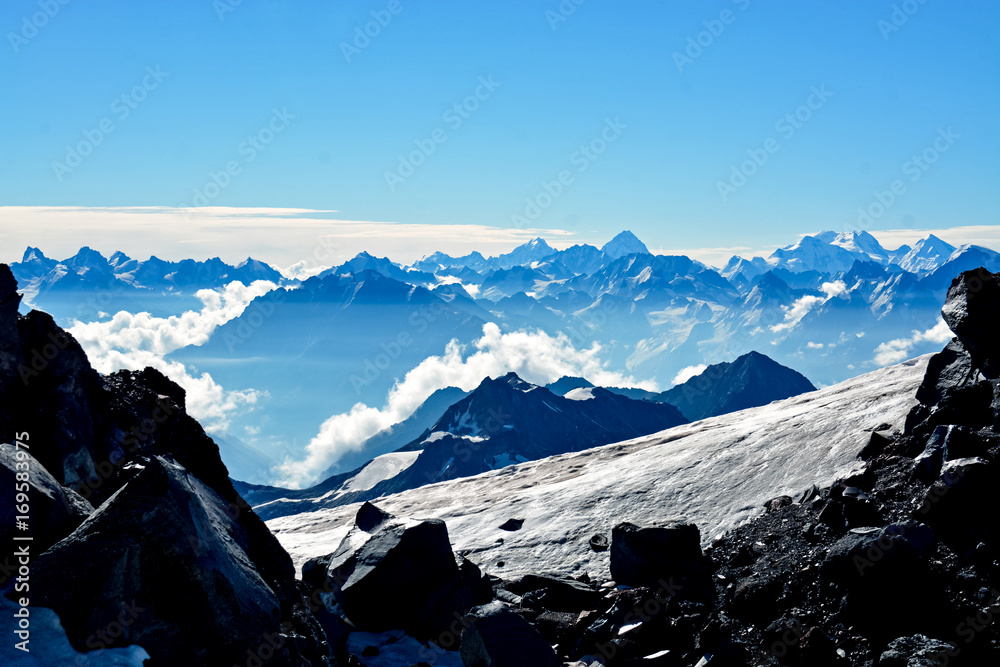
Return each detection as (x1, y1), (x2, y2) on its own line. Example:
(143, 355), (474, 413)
(0, 206), (576, 271)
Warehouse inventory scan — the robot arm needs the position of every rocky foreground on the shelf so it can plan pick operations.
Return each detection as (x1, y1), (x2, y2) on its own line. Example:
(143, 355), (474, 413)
(2, 265), (998, 666)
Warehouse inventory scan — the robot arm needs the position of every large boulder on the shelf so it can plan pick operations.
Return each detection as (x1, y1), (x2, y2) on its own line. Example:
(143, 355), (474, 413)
(941, 268), (1000, 379)
(822, 522), (949, 641)
(0, 442), (92, 553)
(878, 634), (955, 666)
(320, 502), (492, 641)
(460, 601), (559, 667)
(504, 573), (602, 613)
(610, 522), (711, 599)
(917, 457), (996, 551)
(915, 339), (975, 406)
(30, 456), (320, 666)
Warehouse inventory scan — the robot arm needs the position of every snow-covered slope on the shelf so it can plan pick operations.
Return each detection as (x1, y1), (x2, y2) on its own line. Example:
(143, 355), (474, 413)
(269, 356), (927, 581)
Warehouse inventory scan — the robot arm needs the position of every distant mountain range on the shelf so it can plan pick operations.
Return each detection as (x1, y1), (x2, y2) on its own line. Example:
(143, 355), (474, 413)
(13, 229), (1000, 482)
(9, 246), (282, 321)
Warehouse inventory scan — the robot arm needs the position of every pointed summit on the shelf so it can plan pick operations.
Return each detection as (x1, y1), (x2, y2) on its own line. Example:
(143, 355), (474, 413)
(22, 246), (49, 263)
(494, 237), (556, 268)
(898, 234), (956, 275)
(601, 230), (650, 259)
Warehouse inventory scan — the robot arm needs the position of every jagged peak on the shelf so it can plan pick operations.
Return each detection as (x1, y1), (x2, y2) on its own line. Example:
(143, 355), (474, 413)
(22, 246), (50, 263)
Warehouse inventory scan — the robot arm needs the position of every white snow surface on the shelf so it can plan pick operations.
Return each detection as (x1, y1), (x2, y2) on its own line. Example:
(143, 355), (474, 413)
(344, 451), (422, 492)
(269, 357), (928, 581)
(564, 387), (596, 401)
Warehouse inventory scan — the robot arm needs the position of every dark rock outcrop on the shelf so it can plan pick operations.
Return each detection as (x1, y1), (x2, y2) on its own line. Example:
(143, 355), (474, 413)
(32, 456), (288, 666)
(314, 502), (492, 642)
(0, 442), (92, 551)
(610, 522), (711, 599)
(941, 267), (1000, 378)
(460, 601), (559, 667)
(0, 266), (333, 666)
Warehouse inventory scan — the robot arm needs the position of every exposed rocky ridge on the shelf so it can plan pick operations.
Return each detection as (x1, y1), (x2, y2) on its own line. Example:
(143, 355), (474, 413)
(0, 265), (334, 665)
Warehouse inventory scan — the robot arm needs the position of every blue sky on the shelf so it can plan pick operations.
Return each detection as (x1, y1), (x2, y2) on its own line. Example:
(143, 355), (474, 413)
(1, 0), (998, 265)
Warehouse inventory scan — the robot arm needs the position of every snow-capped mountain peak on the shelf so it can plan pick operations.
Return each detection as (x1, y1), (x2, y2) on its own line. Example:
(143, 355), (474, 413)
(108, 250), (132, 268)
(493, 237), (556, 268)
(897, 234), (957, 275)
(601, 230), (650, 259)
(22, 246), (49, 263)
(827, 230), (889, 262)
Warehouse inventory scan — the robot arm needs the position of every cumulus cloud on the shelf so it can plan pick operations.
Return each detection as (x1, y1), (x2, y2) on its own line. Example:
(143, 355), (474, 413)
(274, 323), (657, 488)
(70, 280), (277, 433)
(672, 364), (707, 386)
(770, 281), (847, 333)
(873, 319), (953, 366)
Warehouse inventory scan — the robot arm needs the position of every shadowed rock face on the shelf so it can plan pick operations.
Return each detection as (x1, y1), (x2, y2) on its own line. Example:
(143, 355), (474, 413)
(0, 265), (333, 666)
(654, 350), (817, 422)
(310, 502), (492, 642)
(32, 456), (285, 665)
(941, 267), (1000, 379)
(0, 442), (92, 552)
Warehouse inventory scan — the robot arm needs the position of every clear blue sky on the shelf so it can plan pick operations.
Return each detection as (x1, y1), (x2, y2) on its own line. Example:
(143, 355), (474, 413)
(1, 0), (997, 261)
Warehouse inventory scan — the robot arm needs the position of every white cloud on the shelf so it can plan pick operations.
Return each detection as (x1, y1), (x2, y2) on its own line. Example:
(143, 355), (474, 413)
(873, 319), (953, 366)
(69, 280), (277, 434)
(274, 322), (657, 488)
(806, 342), (825, 349)
(770, 281), (847, 333)
(672, 364), (707, 385)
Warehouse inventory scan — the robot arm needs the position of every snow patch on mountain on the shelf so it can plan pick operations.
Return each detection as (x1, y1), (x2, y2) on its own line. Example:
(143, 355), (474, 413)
(268, 357), (928, 581)
(563, 387), (595, 401)
(344, 451), (422, 492)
